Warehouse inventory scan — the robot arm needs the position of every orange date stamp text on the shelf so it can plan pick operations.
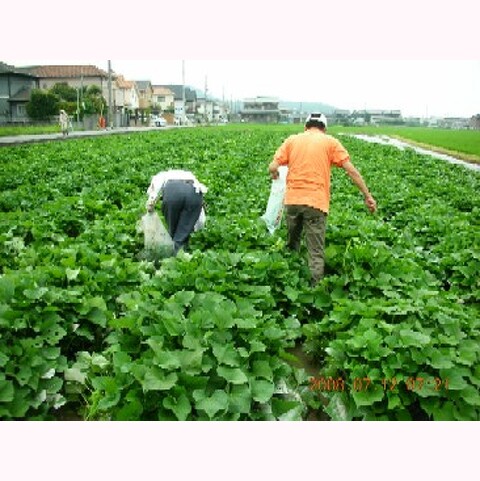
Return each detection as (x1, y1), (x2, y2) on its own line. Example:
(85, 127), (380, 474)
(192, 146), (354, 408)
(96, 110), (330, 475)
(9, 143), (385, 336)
(309, 376), (449, 393)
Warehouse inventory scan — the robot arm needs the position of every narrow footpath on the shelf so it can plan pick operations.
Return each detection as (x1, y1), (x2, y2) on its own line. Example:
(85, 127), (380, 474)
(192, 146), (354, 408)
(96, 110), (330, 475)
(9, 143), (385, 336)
(0, 126), (175, 147)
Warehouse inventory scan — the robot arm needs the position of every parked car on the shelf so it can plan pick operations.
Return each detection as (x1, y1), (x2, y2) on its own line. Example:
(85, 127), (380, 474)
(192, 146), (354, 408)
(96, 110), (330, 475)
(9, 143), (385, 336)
(152, 116), (167, 127)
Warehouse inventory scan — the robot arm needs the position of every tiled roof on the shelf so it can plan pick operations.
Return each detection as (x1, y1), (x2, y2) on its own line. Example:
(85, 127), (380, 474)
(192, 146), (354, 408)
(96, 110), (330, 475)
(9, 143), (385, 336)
(135, 80), (152, 90)
(0, 61), (37, 77)
(152, 86), (175, 96)
(115, 75), (136, 89)
(0, 62), (15, 74)
(16, 65), (108, 78)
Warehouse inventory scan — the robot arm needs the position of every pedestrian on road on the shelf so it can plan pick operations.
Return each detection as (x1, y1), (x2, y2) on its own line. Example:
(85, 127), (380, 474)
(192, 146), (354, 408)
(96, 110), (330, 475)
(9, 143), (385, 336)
(268, 112), (377, 286)
(146, 169), (207, 255)
(59, 109), (70, 136)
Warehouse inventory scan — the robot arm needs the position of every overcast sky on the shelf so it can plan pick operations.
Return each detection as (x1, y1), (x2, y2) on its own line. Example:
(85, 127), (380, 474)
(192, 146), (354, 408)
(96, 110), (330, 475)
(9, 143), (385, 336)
(2, 0), (479, 119)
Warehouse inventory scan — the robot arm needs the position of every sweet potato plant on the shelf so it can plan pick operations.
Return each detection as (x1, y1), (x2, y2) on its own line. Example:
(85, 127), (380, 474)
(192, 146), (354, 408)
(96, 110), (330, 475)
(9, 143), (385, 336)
(0, 125), (478, 420)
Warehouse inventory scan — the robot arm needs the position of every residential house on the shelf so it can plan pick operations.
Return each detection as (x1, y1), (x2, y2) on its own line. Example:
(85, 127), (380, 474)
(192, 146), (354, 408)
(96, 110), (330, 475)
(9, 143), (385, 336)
(0, 62), (39, 123)
(15, 64), (117, 121)
(162, 85), (198, 118)
(151, 86), (175, 113)
(439, 117), (470, 129)
(352, 109), (403, 125)
(114, 75), (139, 112)
(279, 107), (292, 123)
(240, 97), (280, 123)
(136, 80), (153, 111)
(16, 65), (111, 101)
(331, 109), (351, 125)
(196, 92), (215, 122)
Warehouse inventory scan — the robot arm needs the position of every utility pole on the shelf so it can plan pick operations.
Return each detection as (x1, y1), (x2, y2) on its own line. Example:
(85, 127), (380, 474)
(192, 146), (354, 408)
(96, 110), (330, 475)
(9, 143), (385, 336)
(108, 60), (113, 128)
(76, 88), (80, 123)
(80, 67), (84, 113)
(182, 60), (186, 125)
(222, 85), (225, 121)
(204, 75), (208, 123)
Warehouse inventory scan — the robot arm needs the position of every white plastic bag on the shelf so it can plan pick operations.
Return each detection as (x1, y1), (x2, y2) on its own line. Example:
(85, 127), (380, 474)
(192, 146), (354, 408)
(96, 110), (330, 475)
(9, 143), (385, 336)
(261, 166), (288, 234)
(138, 211), (174, 259)
(194, 207), (206, 232)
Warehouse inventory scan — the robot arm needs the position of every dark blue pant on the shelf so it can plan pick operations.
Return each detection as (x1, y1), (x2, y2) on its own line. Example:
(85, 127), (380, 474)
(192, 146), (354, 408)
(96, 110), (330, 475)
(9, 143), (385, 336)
(161, 180), (203, 254)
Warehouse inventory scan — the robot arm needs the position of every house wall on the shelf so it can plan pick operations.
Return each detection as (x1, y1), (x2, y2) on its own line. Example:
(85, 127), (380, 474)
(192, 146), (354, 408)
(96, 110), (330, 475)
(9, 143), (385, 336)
(0, 75), (38, 123)
(37, 76), (106, 91)
(114, 83), (140, 111)
(138, 87), (153, 110)
(240, 97), (280, 123)
(152, 93), (174, 111)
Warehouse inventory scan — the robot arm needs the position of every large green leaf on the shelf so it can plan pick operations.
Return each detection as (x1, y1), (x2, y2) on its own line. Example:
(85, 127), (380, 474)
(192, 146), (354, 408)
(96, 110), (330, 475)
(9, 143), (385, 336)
(178, 350), (204, 375)
(430, 400), (455, 421)
(142, 369), (178, 391)
(271, 398), (302, 419)
(87, 308), (107, 327)
(249, 340), (267, 354)
(172, 290), (195, 306)
(428, 350), (454, 369)
(351, 386), (385, 407)
(252, 360), (273, 381)
(0, 380), (14, 403)
(0, 277), (15, 303)
(212, 342), (240, 367)
(195, 390), (229, 419)
(459, 386), (480, 407)
(228, 384), (251, 414)
(64, 367), (87, 384)
(114, 398), (143, 421)
(250, 378), (274, 403)
(217, 366), (248, 385)
(153, 350), (182, 370)
(0, 351), (8, 368)
(163, 392), (192, 420)
(457, 340), (478, 366)
(399, 329), (431, 347)
(439, 369), (469, 391)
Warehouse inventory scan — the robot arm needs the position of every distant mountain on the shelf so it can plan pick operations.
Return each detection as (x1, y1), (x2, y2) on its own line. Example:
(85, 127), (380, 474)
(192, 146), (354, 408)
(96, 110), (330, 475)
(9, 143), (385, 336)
(279, 100), (337, 114)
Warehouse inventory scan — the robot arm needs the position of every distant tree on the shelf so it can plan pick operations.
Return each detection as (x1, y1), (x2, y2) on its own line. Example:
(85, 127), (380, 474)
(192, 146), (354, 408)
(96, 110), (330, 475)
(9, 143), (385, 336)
(50, 82), (77, 102)
(26, 89), (59, 120)
(83, 85), (107, 115)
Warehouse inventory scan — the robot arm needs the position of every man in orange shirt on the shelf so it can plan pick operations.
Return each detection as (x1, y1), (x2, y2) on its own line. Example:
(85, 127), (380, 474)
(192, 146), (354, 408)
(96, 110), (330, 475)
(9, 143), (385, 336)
(268, 112), (377, 286)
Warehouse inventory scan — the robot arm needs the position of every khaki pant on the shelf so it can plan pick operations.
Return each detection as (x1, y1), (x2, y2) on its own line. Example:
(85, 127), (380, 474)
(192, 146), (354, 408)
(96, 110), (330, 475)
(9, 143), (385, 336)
(286, 204), (327, 285)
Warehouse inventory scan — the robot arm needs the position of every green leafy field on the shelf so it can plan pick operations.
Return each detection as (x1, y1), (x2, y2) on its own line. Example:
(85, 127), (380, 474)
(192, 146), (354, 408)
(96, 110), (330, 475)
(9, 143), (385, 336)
(0, 124), (60, 137)
(0, 125), (479, 420)
(330, 125), (480, 159)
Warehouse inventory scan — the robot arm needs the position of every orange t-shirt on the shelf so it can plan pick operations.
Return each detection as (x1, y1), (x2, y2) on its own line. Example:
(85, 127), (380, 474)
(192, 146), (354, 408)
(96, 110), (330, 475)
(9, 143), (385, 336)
(273, 130), (350, 213)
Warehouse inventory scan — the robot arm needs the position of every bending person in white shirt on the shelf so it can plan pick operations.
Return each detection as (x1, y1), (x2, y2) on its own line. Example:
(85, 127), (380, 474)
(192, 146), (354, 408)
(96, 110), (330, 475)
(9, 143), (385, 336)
(146, 169), (207, 254)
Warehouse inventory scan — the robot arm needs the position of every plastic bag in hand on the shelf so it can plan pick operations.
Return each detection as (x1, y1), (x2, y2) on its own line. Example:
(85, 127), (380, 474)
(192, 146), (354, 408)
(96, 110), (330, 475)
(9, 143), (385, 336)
(194, 206), (206, 232)
(261, 166), (288, 234)
(138, 211), (174, 260)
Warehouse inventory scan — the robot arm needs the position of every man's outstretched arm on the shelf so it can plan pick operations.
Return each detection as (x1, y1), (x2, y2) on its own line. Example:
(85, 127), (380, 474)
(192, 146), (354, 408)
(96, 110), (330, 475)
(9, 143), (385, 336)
(342, 160), (377, 213)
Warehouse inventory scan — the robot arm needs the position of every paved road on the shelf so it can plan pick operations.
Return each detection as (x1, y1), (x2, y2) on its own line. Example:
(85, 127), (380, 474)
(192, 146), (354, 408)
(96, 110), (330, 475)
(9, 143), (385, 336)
(0, 126), (174, 146)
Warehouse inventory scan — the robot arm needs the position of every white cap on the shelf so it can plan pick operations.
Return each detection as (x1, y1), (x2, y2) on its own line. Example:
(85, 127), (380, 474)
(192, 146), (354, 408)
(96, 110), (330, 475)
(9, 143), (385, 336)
(305, 112), (328, 128)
